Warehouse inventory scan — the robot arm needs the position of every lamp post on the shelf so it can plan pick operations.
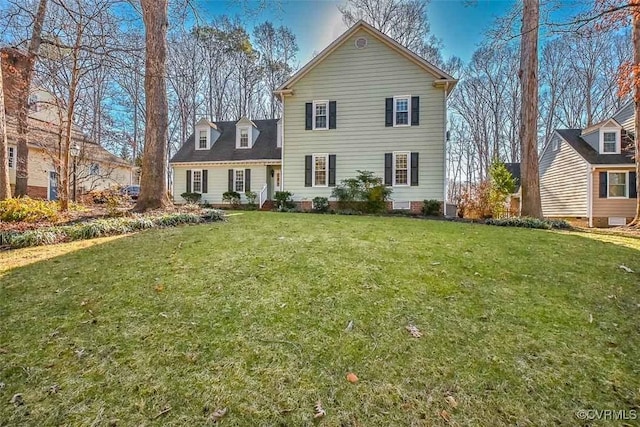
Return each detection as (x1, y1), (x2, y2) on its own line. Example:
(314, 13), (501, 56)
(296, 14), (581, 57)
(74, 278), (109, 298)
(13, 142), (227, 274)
(70, 142), (80, 202)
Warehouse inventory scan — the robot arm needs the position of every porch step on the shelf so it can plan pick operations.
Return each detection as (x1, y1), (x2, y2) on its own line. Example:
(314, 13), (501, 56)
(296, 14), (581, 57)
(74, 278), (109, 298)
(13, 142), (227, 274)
(260, 200), (275, 211)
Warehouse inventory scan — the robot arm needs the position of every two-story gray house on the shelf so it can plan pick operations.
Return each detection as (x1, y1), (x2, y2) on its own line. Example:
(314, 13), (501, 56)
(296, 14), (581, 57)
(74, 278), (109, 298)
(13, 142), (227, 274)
(170, 21), (457, 211)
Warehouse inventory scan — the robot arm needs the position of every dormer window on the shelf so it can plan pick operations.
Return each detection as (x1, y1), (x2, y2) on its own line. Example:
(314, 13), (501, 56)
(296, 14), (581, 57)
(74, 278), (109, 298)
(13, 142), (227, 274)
(599, 127), (621, 154)
(198, 130), (208, 149)
(240, 128), (249, 148)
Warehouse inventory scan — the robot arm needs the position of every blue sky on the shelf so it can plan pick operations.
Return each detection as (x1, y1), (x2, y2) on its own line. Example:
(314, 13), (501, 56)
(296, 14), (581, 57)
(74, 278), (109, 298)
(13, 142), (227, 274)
(195, 0), (516, 64)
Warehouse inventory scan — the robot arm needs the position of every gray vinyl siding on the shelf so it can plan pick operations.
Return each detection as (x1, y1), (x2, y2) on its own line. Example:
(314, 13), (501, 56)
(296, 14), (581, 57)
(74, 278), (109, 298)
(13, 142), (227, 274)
(613, 101), (634, 133)
(539, 133), (589, 217)
(282, 28), (446, 202)
(172, 164), (268, 204)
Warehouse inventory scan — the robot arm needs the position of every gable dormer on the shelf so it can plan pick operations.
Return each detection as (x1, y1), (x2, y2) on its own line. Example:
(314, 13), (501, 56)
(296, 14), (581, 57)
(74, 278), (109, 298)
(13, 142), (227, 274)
(194, 118), (220, 150)
(236, 117), (259, 149)
(581, 119), (622, 154)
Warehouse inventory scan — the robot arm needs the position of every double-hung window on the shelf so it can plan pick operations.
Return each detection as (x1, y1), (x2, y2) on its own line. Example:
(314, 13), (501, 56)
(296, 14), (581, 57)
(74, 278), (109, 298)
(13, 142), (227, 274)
(239, 128), (249, 148)
(313, 154), (328, 187)
(192, 170), (202, 193)
(393, 152), (409, 186)
(394, 96), (410, 126)
(8, 147), (14, 168)
(608, 172), (627, 198)
(198, 130), (208, 149)
(602, 131), (617, 153)
(313, 101), (328, 130)
(235, 169), (245, 192)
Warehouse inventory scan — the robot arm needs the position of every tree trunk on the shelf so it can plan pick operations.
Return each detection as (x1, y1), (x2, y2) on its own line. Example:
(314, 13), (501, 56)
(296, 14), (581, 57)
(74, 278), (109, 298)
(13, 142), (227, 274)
(14, 0), (48, 196)
(0, 55), (11, 200)
(631, 12), (640, 225)
(519, 0), (543, 218)
(135, 0), (171, 211)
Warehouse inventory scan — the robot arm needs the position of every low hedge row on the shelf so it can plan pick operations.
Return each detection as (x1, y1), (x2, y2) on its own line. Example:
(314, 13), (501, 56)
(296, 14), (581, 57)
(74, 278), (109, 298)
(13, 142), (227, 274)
(0, 210), (225, 249)
(485, 217), (571, 230)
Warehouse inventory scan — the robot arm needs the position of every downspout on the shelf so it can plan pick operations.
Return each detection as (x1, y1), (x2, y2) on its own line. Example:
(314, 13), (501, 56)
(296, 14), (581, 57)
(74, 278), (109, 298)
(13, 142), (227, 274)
(587, 165), (593, 228)
(443, 82), (448, 207)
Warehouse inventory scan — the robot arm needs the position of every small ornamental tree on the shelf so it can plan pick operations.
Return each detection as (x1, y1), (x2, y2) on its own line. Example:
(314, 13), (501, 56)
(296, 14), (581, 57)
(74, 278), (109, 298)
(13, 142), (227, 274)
(489, 160), (516, 218)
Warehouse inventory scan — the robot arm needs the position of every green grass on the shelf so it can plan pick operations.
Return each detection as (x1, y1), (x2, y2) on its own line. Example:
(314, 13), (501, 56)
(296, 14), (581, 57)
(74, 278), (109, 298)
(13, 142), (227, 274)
(1, 212), (639, 426)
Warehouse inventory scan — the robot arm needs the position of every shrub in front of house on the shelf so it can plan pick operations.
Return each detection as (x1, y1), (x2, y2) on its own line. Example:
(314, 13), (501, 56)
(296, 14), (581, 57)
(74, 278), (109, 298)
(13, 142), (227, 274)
(222, 191), (241, 208)
(274, 191), (295, 211)
(485, 217), (571, 230)
(0, 197), (60, 223)
(312, 197), (329, 213)
(0, 210), (226, 249)
(181, 192), (202, 204)
(422, 199), (441, 216)
(245, 191), (258, 209)
(331, 170), (392, 214)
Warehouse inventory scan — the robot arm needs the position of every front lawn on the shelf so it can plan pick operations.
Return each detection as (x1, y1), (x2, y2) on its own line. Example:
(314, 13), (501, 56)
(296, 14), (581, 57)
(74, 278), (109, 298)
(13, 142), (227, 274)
(1, 212), (639, 425)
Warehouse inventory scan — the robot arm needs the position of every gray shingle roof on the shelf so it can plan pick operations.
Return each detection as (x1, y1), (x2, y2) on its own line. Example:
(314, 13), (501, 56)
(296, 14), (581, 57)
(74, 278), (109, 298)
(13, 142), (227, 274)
(504, 162), (521, 192)
(556, 128), (635, 165)
(170, 119), (280, 163)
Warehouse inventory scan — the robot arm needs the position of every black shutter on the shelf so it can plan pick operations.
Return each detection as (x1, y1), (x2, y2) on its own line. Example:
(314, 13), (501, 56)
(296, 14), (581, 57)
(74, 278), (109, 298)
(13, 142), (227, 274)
(228, 169), (234, 192)
(202, 170), (208, 193)
(186, 170), (192, 193)
(411, 152), (419, 186)
(384, 153), (393, 186)
(329, 154), (336, 186)
(305, 155), (312, 187)
(305, 103), (312, 130)
(630, 172), (637, 198)
(329, 101), (337, 129)
(385, 98), (393, 127)
(599, 172), (607, 198)
(244, 168), (251, 192)
(411, 96), (420, 126)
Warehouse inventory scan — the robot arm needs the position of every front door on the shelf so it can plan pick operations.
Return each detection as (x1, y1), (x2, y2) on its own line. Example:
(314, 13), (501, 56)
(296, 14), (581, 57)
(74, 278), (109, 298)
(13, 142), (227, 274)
(271, 169), (281, 198)
(49, 171), (59, 200)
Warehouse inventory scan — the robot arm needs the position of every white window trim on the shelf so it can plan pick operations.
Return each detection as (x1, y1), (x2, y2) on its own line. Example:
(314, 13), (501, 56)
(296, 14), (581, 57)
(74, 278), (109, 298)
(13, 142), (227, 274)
(234, 168), (245, 193)
(196, 128), (210, 150)
(392, 151), (411, 187)
(393, 95), (411, 127)
(312, 100), (329, 131)
(312, 153), (329, 187)
(607, 171), (628, 199)
(191, 169), (203, 193)
(236, 126), (251, 149)
(8, 146), (15, 168)
(599, 128), (621, 154)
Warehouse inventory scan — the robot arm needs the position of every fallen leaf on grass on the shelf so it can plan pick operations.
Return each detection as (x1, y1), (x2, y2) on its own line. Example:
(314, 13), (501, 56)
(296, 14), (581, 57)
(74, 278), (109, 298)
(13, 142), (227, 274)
(589, 313), (593, 324)
(405, 324), (422, 338)
(154, 405), (171, 419)
(346, 372), (359, 383)
(209, 407), (227, 423)
(0, 347), (8, 354)
(313, 401), (326, 419)
(345, 320), (354, 332)
(619, 265), (634, 273)
(48, 384), (61, 394)
(154, 284), (165, 293)
(10, 394), (23, 406)
(445, 395), (457, 408)
(440, 409), (451, 423)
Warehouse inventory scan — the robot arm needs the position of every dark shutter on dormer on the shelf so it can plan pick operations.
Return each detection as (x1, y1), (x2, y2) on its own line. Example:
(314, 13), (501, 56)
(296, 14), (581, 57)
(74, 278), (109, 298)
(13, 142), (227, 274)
(202, 170), (208, 193)
(384, 153), (393, 186)
(329, 154), (336, 186)
(305, 155), (312, 187)
(305, 103), (312, 130)
(385, 98), (393, 127)
(630, 172), (637, 198)
(411, 96), (420, 126)
(186, 170), (192, 193)
(599, 172), (607, 198)
(228, 169), (234, 192)
(411, 152), (419, 186)
(245, 169), (251, 192)
(329, 101), (337, 129)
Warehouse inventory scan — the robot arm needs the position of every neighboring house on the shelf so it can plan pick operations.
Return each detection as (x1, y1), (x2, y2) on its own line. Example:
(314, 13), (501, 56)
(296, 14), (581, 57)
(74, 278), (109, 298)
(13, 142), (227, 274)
(504, 162), (521, 216)
(540, 101), (637, 227)
(2, 47), (136, 200)
(170, 21), (457, 211)
(170, 118), (281, 205)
